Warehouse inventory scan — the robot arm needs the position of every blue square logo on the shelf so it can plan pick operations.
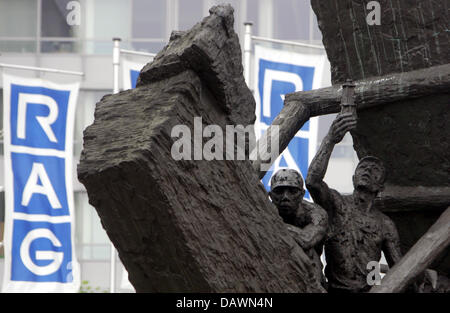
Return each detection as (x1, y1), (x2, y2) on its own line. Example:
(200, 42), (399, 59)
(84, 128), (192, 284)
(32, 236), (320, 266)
(9, 84), (70, 151)
(11, 220), (73, 283)
(258, 59), (314, 126)
(12, 153), (69, 216)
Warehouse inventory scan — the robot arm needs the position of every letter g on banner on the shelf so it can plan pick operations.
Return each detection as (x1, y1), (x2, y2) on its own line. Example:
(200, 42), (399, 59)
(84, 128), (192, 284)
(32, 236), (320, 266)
(20, 228), (64, 276)
(11, 220), (73, 283)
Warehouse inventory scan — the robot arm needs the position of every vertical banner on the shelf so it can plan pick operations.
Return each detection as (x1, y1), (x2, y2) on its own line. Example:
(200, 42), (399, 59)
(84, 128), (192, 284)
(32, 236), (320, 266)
(254, 45), (328, 199)
(122, 59), (149, 90)
(2, 74), (80, 292)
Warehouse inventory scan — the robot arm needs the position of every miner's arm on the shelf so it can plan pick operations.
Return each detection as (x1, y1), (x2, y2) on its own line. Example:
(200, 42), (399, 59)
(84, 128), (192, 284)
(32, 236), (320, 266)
(287, 204), (328, 250)
(382, 216), (403, 268)
(306, 113), (356, 211)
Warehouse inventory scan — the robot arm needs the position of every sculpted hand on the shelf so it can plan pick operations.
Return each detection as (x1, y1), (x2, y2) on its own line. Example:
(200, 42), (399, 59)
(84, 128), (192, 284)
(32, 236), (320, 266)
(424, 269), (438, 290)
(329, 112), (357, 144)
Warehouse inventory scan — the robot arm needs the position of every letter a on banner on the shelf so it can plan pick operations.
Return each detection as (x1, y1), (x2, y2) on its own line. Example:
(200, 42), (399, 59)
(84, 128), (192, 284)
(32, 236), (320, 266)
(2, 74), (80, 292)
(253, 45), (330, 199)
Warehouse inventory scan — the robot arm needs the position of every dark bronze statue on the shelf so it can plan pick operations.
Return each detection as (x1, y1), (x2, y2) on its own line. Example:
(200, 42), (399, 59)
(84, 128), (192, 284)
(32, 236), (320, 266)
(269, 169), (328, 287)
(419, 272), (450, 293)
(305, 112), (403, 293)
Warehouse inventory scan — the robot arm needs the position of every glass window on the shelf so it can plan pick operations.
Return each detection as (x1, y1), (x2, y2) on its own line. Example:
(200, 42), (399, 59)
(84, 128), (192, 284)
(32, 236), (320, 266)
(312, 10), (322, 41)
(0, 89), (3, 259)
(178, 0), (203, 31)
(40, 40), (79, 53)
(82, 40), (114, 55)
(74, 90), (107, 157)
(84, 0), (131, 40)
(130, 41), (165, 54)
(41, 0), (79, 38)
(74, 191), (110, 260)
(132, 0), (166, 38)
(0, 89), (3, 155)
(0, 40), (36, 53)
(0, 0), (37, 37)
(0, 191), (4, 222)
(246, 0), (260, 36)
(273, 0), (310, 41)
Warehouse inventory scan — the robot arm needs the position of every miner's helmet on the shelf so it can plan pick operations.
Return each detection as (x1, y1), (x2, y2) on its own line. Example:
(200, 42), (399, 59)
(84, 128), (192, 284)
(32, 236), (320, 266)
(270, 169), (304, 192)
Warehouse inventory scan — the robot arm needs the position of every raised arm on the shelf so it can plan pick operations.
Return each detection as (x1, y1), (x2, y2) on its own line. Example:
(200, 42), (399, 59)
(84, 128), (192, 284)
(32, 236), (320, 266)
(306, 113), (356, 210)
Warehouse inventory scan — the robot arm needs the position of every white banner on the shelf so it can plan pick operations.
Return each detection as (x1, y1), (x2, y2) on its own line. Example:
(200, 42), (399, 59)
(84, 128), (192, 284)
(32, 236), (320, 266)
(2, 74), (80, 292)
(253, 45), (330, 199)
(122, 58), (148, 90)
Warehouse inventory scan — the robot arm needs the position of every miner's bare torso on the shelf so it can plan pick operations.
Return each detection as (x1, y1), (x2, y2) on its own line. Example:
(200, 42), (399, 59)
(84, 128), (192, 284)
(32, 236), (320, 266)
(325, 194), (385, 291)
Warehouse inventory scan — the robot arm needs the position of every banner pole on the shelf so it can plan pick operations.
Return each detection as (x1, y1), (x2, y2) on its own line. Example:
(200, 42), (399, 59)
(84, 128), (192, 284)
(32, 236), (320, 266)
(119, 49), (156, 57)
(0, 63), (84, 76)
(110, 37), (121, 293)
(243, 22), (253, 87)
(251, 36), (324, 50)
(113, 38), (121, 94)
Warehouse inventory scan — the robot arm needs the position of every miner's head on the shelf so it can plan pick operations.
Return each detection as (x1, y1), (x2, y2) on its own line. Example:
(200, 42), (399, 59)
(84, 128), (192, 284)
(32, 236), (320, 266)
(353, 156), (386, 207)
(269, 169), (304, 220)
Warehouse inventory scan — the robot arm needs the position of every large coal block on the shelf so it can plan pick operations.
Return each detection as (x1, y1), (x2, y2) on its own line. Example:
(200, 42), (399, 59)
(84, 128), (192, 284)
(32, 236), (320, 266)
(78, 5), (324, 292)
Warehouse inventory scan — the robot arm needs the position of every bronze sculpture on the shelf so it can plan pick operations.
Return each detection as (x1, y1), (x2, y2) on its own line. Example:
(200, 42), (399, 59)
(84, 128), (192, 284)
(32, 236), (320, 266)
(306, 112), (403, 292)
(269, 169), (328, 288)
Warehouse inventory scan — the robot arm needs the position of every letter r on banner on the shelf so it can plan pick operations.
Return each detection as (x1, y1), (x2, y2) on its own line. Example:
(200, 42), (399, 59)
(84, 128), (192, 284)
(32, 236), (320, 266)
(10, 84), (70, 150)
(18, 93), (59, 143)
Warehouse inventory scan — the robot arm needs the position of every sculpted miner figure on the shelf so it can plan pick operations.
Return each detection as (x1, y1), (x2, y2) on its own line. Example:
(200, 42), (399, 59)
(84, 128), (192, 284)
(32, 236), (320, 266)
(269, 169), (328, 288)
(305, 112), (403, 293)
